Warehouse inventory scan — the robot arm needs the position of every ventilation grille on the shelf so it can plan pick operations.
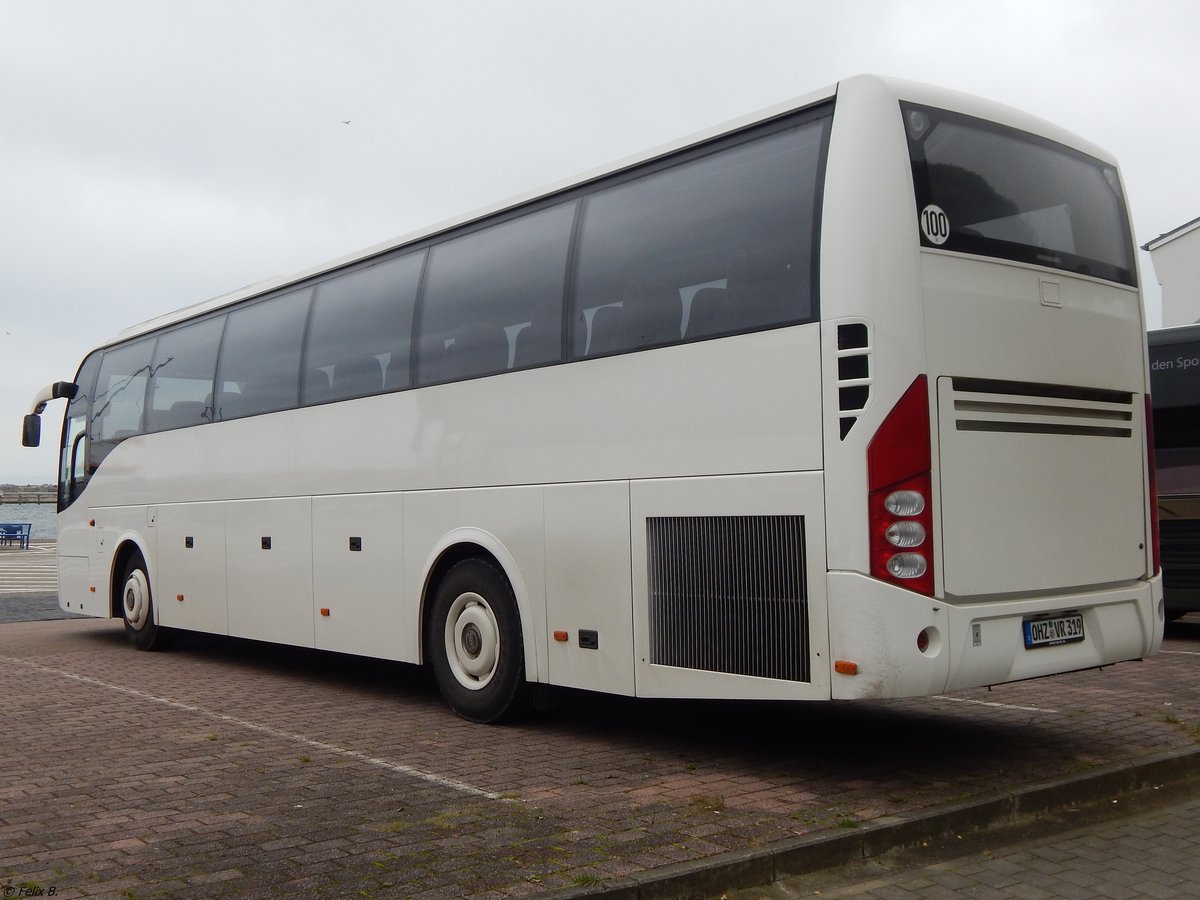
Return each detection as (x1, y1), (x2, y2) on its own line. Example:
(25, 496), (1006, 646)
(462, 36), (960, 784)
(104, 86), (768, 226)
(836, 322), (872, 440)
(950, 377), (1134, 438)
(647, 515), (809, 682)
(1161, 519), (1200, 592)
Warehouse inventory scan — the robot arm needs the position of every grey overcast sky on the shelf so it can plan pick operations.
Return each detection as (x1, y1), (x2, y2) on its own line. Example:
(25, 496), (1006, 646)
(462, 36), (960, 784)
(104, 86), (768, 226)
(2, 0), (1198, 483)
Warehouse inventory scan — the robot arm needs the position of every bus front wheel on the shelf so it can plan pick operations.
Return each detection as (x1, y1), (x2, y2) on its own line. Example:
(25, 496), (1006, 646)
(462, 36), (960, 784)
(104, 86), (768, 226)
(429, 558), (526, 723)
(120, 553), (168, 651)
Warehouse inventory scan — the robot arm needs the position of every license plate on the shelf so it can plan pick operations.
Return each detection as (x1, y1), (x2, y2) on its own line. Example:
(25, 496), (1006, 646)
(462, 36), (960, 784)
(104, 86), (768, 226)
(1023, 613), (1085, 649)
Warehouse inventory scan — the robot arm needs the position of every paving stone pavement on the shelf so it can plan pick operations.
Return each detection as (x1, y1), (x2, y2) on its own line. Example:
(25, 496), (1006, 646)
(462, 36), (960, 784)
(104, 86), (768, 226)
(0, 610), (1197, 899)
(721, 778), (1200, 899)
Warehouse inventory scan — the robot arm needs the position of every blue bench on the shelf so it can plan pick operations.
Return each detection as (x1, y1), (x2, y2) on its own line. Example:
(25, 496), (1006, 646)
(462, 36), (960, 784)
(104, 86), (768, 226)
(0, 523), (32, 550)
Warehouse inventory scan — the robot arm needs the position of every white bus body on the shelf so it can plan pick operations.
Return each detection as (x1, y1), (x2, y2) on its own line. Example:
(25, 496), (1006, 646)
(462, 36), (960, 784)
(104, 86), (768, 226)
(27, 75), (1163, 721)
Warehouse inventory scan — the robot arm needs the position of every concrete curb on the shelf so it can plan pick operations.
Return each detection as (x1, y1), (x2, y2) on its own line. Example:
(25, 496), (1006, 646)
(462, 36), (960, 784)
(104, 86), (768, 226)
(543, 745), (1200, 900)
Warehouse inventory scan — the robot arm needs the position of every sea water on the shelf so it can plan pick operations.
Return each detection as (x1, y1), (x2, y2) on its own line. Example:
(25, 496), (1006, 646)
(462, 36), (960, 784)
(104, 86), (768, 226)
(0, 502), (58, 540)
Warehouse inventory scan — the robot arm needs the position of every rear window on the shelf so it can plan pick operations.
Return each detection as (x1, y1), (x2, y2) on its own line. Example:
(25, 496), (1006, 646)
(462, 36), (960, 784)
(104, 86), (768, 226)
(903, 103), (1136, 286)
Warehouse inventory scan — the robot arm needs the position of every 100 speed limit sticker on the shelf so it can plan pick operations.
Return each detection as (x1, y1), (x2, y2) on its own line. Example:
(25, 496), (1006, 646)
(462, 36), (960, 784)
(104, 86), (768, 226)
(920, 204), (950, 245)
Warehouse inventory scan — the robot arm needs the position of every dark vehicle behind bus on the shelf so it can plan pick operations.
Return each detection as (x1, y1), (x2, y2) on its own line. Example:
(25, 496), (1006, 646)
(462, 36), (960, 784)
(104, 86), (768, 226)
(1149, 325), (1200, 619)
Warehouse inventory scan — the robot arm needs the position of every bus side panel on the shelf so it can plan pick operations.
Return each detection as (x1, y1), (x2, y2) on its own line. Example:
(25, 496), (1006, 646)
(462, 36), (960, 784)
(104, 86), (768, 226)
(89, 505), (156, 618)
(226, 497), (314, 648)
(630, 472), (830, 701)
(403, 486), (547, 683)
(543, 481), (635, 696)
(313, 493), (410, 661)
(156, 501), (228, 635)
(85, 326), (820, 506)
(58, 555), (98, 617)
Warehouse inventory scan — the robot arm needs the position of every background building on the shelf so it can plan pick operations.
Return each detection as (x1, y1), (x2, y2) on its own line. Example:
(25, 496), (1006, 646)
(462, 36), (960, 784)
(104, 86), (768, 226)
(1144, 217), (1200, 327)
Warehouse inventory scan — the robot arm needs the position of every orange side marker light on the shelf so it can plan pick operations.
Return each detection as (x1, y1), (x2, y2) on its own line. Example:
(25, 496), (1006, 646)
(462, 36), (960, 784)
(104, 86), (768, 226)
(552, 630), (569, 642)
(834, 660), (859, 676)
(320, 608), (331, 617)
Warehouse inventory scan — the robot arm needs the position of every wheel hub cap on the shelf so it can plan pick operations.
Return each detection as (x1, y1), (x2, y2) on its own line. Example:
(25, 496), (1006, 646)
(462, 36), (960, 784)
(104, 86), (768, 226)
(444, 592), (500, 690)
(462, 623), (483, 658)
(123, 568), (151, 631)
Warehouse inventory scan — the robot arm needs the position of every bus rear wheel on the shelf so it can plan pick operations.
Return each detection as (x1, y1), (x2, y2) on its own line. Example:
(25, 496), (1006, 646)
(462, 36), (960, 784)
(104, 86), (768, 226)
(428, 558), (526, 723)
(120, 553), (168, 651)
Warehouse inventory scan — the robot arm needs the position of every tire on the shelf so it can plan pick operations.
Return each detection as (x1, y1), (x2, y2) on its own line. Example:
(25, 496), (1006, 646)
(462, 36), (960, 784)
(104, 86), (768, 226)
(428, 558), (526, 723)
(120, 552), (169, 651)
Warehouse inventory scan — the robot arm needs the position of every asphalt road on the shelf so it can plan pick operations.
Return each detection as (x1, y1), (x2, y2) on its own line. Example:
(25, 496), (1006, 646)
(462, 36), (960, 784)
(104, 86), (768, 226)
(0, 593), (82, 623)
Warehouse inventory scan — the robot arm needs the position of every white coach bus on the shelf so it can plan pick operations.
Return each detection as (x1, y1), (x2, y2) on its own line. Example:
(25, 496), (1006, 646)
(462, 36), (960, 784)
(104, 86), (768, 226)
(24, 75), (1162, 722)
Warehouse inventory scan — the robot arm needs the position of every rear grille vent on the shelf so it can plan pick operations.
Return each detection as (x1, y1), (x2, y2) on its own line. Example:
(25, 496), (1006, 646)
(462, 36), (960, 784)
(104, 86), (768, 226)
(647, 515), (809, 682)
(950, 377), (1134, 438)
(836, 321), (872, 440)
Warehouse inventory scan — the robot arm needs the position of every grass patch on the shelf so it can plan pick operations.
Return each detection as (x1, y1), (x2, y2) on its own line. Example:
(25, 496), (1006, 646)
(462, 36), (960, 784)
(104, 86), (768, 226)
(689, 794), (726, 813)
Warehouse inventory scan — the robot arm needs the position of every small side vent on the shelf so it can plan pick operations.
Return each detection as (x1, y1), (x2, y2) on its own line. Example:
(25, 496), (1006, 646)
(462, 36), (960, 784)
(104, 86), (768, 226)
(647, 515), (809, 682)
(836, 322), (872, 439)
(950, 378), (1134, 438)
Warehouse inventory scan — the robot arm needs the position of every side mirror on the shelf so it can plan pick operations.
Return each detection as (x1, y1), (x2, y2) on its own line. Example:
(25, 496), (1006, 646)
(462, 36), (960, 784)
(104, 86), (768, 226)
(52, 381), (79, 401)
(23, 380), (78, 448)
(22, 414), (41, 448)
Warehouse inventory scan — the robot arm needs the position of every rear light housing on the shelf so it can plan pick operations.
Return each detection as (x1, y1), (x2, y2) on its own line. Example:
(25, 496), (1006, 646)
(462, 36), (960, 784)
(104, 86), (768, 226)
(867, 376), (935, 596)
(1145, 395), (1161, 575)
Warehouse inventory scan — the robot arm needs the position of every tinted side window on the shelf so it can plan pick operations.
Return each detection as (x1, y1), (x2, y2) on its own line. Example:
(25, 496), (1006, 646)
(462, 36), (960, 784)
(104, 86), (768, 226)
(571, 119), (827, 357)
(303, 251), (425, 404)
(215, 289), (311, 421)
(146, 316), (225, 432)
(417, 202), (575, 385)
(89, 337), (156, 468)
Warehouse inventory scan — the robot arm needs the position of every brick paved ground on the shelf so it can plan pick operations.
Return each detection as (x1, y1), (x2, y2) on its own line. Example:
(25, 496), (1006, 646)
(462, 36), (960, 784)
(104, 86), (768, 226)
(725, 776), (1200, 898)
(0, 613), (1197, 899)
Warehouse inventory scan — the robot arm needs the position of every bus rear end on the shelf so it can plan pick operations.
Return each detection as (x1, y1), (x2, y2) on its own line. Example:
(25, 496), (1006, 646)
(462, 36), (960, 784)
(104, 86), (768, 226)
(822, 76), (1162, 699)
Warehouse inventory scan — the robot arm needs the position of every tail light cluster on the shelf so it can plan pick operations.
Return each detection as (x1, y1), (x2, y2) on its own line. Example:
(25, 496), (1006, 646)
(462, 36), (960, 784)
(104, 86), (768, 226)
(867, 376), (935, 596)
(1145, 395), (1161, 576)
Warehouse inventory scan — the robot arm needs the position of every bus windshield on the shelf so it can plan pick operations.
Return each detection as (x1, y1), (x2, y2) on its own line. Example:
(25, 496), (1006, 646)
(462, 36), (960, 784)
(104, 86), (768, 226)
(903, 102), (1136, 286)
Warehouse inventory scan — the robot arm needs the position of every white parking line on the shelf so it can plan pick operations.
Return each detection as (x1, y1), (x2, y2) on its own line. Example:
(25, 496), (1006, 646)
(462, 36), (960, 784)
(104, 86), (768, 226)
(0, 550), (58, 593)
(1161, 649), (1200, 656)
(5, 656), (512, 803)
(933, 695), (1059, 714)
